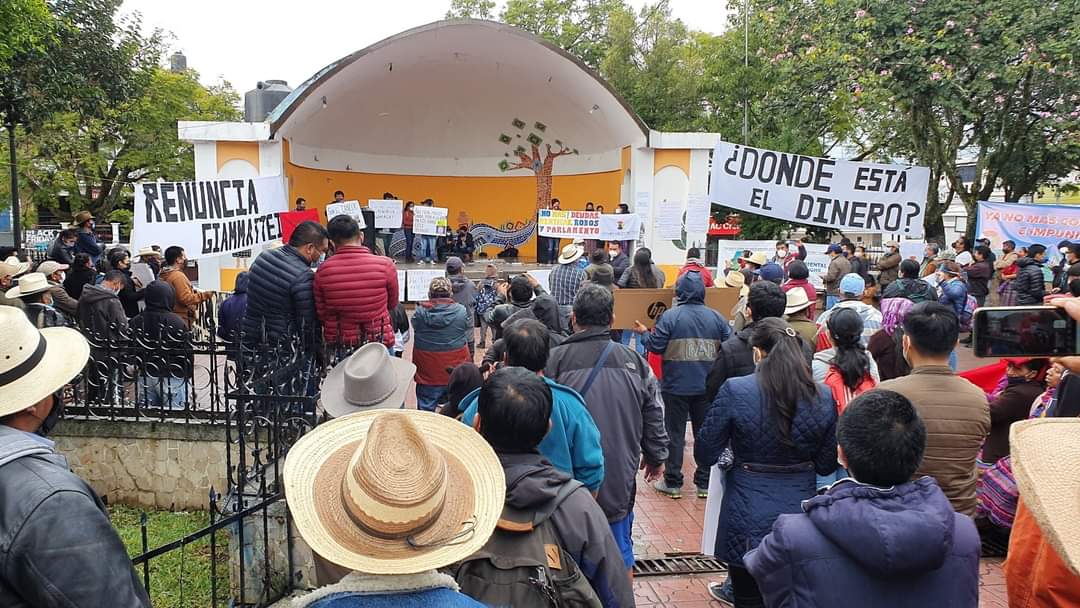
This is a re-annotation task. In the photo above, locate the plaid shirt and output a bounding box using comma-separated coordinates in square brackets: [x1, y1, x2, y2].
[549, 263, 586, 306]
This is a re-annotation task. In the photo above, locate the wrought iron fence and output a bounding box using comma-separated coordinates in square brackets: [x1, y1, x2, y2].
[64, 295, 391, 606]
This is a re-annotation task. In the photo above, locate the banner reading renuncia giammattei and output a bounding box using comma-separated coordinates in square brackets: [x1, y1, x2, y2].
[133, 176, 287, 259]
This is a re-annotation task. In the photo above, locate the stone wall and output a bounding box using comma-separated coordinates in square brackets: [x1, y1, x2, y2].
[52, 418, 230, 510]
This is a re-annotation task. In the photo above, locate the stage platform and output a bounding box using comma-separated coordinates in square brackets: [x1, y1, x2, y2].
[393, 258, 552, 280]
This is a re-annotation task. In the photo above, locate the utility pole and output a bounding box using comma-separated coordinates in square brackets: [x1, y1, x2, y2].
[4, 109, 18, 253]
[742, 0, 750, 145]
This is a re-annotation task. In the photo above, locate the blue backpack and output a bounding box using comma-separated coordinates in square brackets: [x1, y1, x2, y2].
[474, 279, 499, 315]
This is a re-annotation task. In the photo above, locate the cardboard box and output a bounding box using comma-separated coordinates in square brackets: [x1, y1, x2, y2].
[611, 286, 744, 329]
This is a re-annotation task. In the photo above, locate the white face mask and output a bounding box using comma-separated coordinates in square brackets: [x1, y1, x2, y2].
[776, 249, 788, 258]
[1061, 246, 1070, 254]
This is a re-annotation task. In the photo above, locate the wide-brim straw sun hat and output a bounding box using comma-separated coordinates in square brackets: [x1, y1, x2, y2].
[283, 409, 504, 575]
[0, 306, 90, 417]
[136, 246, 161, 258]
[5, 272, 52, 299]
[1010, 418, 1080, 575]
[740, 251, 768, 266]
[1, 256, 30, 278]
[320, 342, 416, 418]
[784, 288, 813, 315]
[724, 270, 749, 297]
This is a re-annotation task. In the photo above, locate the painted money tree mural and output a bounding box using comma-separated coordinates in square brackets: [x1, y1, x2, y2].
[498, 118, 578, 211]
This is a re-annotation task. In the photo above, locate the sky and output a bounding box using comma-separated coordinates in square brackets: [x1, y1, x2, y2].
[119, 0, 732, 93]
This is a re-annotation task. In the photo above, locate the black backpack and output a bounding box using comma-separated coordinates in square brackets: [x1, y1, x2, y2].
[454, 480, 602, 608]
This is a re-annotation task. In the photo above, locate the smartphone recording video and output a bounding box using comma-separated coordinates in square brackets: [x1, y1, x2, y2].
[972, 306, 1080, 357]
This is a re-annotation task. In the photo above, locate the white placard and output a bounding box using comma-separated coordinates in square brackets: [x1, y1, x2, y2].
[656, 198, 684, 240]
[597, 213, 642, 241]
[406, 269, 445, 301]
[397, 270, 406, 302]
[326, 200, 366, 227]
[899, 240, 925, 261]
[527, 269, 552, 292]
[413, 206, 448, 236]
[709, 141, 930, 237]
[685, 192, 711, 234]
[133, 176, 286, 260]
[369, 199, 403, 229]
[131, 262, 155, 288]
[714, 239, 830, 290]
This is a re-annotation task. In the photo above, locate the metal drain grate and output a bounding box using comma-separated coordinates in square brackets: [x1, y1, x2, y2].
[634, 553, 728, 577]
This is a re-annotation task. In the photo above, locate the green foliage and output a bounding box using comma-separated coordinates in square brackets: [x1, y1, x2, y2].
[0, 0, 53, 75]
[18, 68, 240, 221]
[501, 0, 626, 70]
[446, 0, 496, 19]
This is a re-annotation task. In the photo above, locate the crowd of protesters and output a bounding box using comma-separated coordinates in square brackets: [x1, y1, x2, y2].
[2, 209, 1080, 607]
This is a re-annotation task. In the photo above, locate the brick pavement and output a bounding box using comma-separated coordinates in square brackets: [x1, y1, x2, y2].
[407, 327, 1007, 606]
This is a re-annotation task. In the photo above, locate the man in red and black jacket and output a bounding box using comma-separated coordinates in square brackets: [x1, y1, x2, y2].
[412, 276, 472, 411]
[314, 215, 398, 349]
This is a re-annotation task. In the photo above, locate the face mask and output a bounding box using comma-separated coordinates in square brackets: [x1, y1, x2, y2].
[854, 251, 864, 258]
[936, 272, 947, 283]
[37, 393, 65, 437]
[1061, 246, 1070, 254]
[608, 250, 619, 257]
[776, 249, 788, 258]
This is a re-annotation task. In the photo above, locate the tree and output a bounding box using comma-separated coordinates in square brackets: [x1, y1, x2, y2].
[501, 0, 626, 70]
[754, 0, 1080, 241]
[15, 68, 240, 221]
[446, 0, 495, 19]
[497, 119, 578, 210]
[0, 0, 53, 75]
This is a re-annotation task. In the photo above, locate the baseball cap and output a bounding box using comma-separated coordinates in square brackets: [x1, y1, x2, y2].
[445, 256, 464, 274]
[36, 261, 69, 276]
[839, 273, 866, 296]
[827, 243, 843, 254]
[759, 263, 784, 284]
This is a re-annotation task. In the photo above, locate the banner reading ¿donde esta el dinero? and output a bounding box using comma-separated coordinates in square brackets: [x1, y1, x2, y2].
[709, 142, 930, 237]
[133, 176, 287, 259]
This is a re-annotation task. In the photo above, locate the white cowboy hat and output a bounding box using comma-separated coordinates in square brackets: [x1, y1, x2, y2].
[0, 306, 90, 417]
[557, 244, 584, 265]
[1010, 419, 1080, 576]
[5, 272, 51, 299]
[136, 246, 161, 258]
[784, 288, 813, 315]
[1, 256, 30, 278]
[319, 342, 416, 418]
[283, 409, 504, 575]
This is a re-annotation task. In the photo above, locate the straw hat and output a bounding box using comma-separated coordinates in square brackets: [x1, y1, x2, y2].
[320, 342, 416, 418]
[784, 288, 813, 315]
[558, 244, 584, 265]
[5, 272, 51, 299]
[0, 306, 90, 417]
[884, 240, 899, 249]
[283, 410, 504, 574]
[1, 256, 30, 278]
[73, 210, 94, 225]
[136, 246, 161, 258]
[1010, 419, 1080, 575]
[723, 270, 749, 297]
[740, 251, 768, 266]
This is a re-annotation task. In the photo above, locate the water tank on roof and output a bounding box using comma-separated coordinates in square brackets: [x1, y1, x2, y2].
[169, 51, 187, 72]
[244, 80, 292, 122]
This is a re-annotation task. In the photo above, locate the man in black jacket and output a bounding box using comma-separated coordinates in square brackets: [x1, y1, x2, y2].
[243, 221, 328, 346]
[545, 284, 668, 576]
[705, 281, 813, 403]
[469, 367, 635, 606]
[76, 270, 129, 342]
[1012, 244, 1048, 305]
[46, 228, 78, 266]
[485, 274, 546, 341]
[0, 307, 151, 608]
[131, 281, 193, 409]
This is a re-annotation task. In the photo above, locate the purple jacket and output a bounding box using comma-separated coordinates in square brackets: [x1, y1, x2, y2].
[745, 477, 980, 608]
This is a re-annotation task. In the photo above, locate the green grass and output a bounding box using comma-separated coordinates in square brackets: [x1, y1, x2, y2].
[110, 505, 230, 608]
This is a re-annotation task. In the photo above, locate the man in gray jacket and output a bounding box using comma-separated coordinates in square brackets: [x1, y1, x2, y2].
[545, 284, 669, 574]
[0, 306, 151, 607]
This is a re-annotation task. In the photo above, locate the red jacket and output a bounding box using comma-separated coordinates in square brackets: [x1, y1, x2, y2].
[678, 261, 714, 287]
[314, 245, 398, 347]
